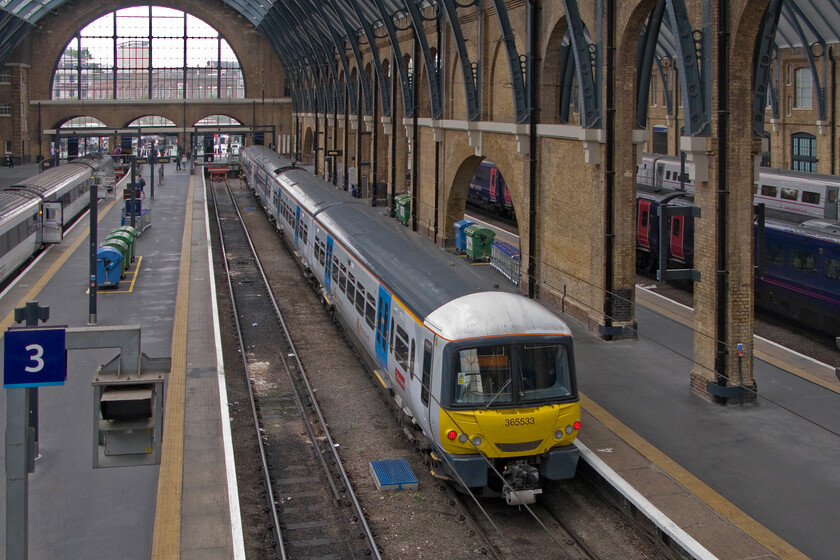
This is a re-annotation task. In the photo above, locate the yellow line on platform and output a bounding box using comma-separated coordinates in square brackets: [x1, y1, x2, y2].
[151, 174, 194, 560]
[0, 196, 120, 334]
[580, 393, 808, 560]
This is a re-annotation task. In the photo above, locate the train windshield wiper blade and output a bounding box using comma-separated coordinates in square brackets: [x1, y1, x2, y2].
[484, 379, 511, 409]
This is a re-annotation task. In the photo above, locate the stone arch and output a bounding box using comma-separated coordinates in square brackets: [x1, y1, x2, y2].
[442, 141, 521, 249]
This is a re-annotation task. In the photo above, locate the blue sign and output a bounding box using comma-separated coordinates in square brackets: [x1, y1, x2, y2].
[4, 327, 67, 388]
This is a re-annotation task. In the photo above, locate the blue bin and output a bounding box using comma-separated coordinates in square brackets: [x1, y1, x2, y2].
[454, 220, 475, 252]
[96, 246, 123, 287]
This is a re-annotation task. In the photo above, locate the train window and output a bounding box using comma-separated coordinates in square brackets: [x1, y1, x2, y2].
[421, 340, 432, 406]
[780, 187, 798, 201]
[826, 258, 840, 280]
[338, 264, 347, 292]
[355, 285, 366, 316]
[314, 238, 322, 263]
[766, 243, 784, 264]
[672, 219, 681, 237]
[790, 249, 817, 273]
[394, 326, 409, 370]
[830, 190, 838, 204]
[518, 344, 572, 401]
[365, 294, 376, 328]
[318, 241, 326, 266]
[802, 191, 820, 205]
[346, 273, 356, 303]
[640, 210, 648, 228]
[453, 346, 513, 405]
[760, 185, 777, 198]
[331, 256, 339, 282]
[390, 317, 395, 349]
[409, 340, 416, 378]
[0, 233, 8, 257]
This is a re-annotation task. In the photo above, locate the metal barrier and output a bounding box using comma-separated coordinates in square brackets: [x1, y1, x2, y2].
[490, 241, 521, 286]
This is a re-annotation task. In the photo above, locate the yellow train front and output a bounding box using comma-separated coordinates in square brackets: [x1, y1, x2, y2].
[422, 292, 581, 506]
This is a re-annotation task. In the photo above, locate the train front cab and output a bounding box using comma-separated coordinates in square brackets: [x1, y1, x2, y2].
[429, 335, 581, 505]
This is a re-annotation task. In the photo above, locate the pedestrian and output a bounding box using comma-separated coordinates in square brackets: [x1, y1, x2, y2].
[158, 164, 164, 184]
[138, 177, 146, 198]
[176, 149, 182, 171]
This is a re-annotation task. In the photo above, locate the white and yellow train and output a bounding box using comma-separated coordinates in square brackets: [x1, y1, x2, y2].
[241, 145, 581, 505]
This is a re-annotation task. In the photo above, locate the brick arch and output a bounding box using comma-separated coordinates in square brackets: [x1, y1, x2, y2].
[487, 40, 513, 123]
[541, 16, 569, 125]
[302, 127, 314, 165]
[26, 0, 284, 102]
[442, 135, 521, 247]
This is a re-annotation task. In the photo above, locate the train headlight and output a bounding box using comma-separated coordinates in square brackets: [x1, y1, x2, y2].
[447, 430, 458, 440]
[458, 433, 468, 443]
[471, 435, 483, 447]
[554, 430, 564, 440]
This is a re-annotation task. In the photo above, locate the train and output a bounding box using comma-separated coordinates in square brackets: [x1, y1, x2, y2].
[636, 153, 840, 220]
[240, 145, 581, 505]
[468, 160, 514, 218]
[0, 153, 114, 285]
[635, 157, 840, 335]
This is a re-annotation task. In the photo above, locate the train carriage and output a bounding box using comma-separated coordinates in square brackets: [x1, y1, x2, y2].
[0, 153, 114, 285]
[241, 146, 581, 505]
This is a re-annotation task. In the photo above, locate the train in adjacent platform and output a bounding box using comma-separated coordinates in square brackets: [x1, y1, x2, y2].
[240, 145, 581, 505]
[636, 153, 840, 335]
[0, 153, 114, 285]
[468, 160, 514, 218]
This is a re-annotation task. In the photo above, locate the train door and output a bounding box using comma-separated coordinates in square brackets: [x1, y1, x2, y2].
[375, 286, 392, 369]
[825, 187, 838, 219]
[294, 206, 301, 245]
[670, 215, 685, 261]
[42, 202, 63, 243]
[489, 165, 499, 203]
[324, 237, 334, 291]
[655, 163, 665, 190]
[637, 200, 651, 249]
[420, 339, 433, 416]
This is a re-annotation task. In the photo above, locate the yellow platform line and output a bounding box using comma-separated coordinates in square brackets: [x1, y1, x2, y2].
[580, 393, 808, 560]
[151, 174, 194, 560]
[0, 196, 121, 333]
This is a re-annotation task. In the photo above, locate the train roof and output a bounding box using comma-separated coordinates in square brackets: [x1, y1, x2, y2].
[316, 200, 517, 320]
[425, 292, 572, 341]
[764, 217, 840, 243]
[5, 154, 113, 199]
[239, 145, 521, 320]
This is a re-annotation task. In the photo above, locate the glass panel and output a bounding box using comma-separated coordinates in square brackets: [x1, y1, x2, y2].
[826, 258, 840, 281]
[790, 250, 817, 273]
[760, 185, 778, 197]
[766, 243, 784, 264]
[186, 38, 218, 67]
[81, 13, 114, 36]
[151, 68, 182, 99]
[517, 345, 572, 400]
[151, 6, 185, 37]
[186, 13, 216, 37]
[52, 69, 78, 100]
[802, 191, 820, 205]
[57, 37, 80, 69]
[81, 68, 113, 100]
[116, 7, 149, 38]
[453, 346, 512, 405]
[152, 38, 184, 68]
[80, 37, 114, 68]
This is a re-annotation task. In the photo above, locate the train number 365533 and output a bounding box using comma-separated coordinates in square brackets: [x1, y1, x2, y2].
[505, 417, 535, 426]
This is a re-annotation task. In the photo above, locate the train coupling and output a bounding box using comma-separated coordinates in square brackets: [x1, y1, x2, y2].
[503, 461, 542, 506]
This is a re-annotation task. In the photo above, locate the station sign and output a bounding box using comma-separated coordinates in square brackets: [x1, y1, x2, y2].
[4, 327, 67, 388]
[327, 150, 343, 156]
[157, 157, 171, 163]
[135, 157, 148, 164]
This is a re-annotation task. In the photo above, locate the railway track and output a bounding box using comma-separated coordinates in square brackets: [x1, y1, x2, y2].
[209, 177, 380, 560]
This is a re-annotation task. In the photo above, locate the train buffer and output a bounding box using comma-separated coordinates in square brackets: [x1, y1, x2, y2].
[208, 166, 229, 182]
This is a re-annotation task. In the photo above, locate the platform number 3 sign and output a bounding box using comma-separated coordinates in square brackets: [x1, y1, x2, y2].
[3, 327, 67, 388]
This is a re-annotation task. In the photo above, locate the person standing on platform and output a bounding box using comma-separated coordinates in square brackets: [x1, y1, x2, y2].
[138, 177, 146, 198]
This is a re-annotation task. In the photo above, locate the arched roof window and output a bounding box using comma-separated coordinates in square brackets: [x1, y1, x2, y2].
[51, 6, 244, 101]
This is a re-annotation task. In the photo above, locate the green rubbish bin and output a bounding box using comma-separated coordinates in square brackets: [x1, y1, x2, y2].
[464, 225, 496, 260]
[395, 194, 411, 225]
[101, 238, 129, 276]
[106, 231, 135, 264]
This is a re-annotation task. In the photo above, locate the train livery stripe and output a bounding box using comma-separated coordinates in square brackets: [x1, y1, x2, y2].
[150, 173, 195, 559]
[579, 393, 809, 560]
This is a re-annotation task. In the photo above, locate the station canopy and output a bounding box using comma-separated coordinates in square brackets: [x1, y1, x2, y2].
[3, 0, 840, 79]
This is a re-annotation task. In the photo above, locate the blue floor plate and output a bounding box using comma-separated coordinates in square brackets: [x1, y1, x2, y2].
[369, 459, 419, 491]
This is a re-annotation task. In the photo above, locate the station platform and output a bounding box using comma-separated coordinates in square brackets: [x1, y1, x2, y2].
[0, 161, 239, 559]
[0, 159, 836, 559]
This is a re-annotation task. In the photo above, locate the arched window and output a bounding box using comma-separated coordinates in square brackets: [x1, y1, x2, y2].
[52, 6, 244, 101]
[791, 132, 817, 172]
[795, 68, 813, 110]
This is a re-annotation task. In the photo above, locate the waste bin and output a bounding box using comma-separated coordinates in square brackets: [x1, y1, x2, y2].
[454, 220, 475, 252]
[101, 238, 129, 277]
[106, 231, 135, 264]
[395, 194, 411, 225]
[464, 226, 496, 260]
[96, 246, 123, 287]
